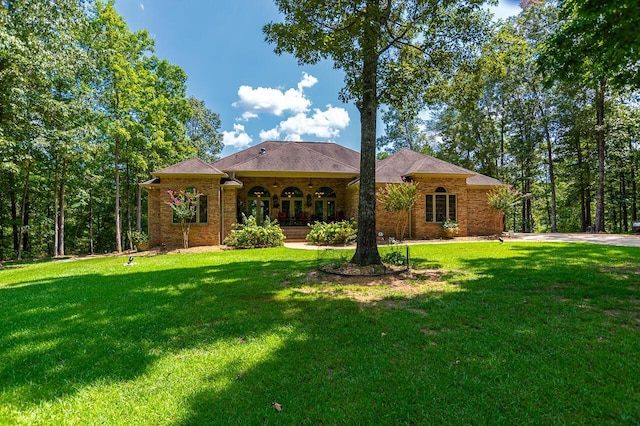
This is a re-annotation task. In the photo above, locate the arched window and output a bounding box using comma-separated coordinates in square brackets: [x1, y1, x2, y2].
[313, 186, 337, 222]
[247, 186, 270, 224]
[280, 186, 304, 221]
[314, 186, 336, 198]
[426, 187, 457, 223]
[281, 186, 303, 198]
[248, 186, 270, 198]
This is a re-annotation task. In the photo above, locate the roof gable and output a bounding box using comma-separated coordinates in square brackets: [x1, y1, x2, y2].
[154, 157, 226, 176]
[376, 149, 475, 183]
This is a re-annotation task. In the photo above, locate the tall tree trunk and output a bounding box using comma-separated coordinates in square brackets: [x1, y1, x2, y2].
[594, 78, 606, 232]
[17, 164, 31, 260]
[114, 137, 123, 252]
[136, 181, 142, 232]
[630, 138, 637, 222]
[576, 135, 588, 231]
[125, 165, 133, 251]
[54, 154, 60, 256]
[10, 175, 18, 253]
[89, 187, 94, 255]
[539, 105, 557, 232]
[351, 0, 381, 266]
[58, 157, 66, 255]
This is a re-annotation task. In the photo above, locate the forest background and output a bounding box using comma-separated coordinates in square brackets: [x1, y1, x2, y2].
[1, 0, 638, 260]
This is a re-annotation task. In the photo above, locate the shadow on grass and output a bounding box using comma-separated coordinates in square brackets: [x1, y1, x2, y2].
[176, 243, 640, 424]
[1, 243, 639, 423]
[0, 255, 317, 404]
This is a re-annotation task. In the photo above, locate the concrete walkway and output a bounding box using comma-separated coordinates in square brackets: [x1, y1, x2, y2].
[284, 233, 640, 250]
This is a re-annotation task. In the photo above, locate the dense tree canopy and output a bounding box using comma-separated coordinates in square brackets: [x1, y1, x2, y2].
[265, 0, 493, 265]
[0, 0, 222, 260]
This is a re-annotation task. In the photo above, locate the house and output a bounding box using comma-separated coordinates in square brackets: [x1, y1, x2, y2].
[141, 141, 503, 247]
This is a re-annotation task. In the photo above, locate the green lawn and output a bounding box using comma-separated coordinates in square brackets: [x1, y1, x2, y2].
[1, 242, 639, 424]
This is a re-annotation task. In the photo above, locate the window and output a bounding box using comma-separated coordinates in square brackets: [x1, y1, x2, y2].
[313, 186, 337, 221]
[172, 187, 208, 224]
[425, 187, 456, 222]
[247, 186, 270, 224]
[280, 186, 304, 220]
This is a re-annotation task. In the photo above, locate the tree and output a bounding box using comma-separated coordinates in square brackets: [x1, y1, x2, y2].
[264, 0, 492, 265]
[538, 1, 638, 232]
[90, 0, 156, 252]
[377, 107, 433, 156]
[166, 188, 202, 249]
[376, 182, 418, 240]
[186, 97, 223, 162]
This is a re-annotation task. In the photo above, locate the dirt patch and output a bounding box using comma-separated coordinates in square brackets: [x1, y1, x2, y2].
[305, 267, 441, 287]
[300, 268, 451, 305]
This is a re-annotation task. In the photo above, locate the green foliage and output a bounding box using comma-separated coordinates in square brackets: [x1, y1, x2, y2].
[539, 0, 640, 89]
[264, 0, 492, 266]
[167, 189, 203, 249]
[376, 182, 419, 213]
[376, 182, 418, 240]
[488, 185, 524, 212]
[0, 0, 221, 259]
[223, 214, 285, 249]
[1, 243, 639, 423]
[128, 230, 148, 244]
[306, 219, 357, 246]
[186, 96, 223, 162]
[381, 249, 406, 266]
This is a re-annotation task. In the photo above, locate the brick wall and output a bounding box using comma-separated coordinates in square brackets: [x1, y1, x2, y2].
[146, 177, 221, 248]
[145, 175, 502, 247]
[411, 177, 469, 238]
[467, 189, 503, 236]
[221, 187, 238, 242]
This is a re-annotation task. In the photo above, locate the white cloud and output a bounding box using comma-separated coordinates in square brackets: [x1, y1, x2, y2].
[233, 85, 311, 116]
[262, 105, 350, 141]
[240, 111, 258, 121]
[140, 3, 144, 11]
[222, 124, 252, 148]
[259, 128, 281, 140]
[297, 72, 318, 91]
[232, 73, 319, 117]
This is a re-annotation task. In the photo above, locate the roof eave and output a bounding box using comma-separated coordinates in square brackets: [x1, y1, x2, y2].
[153, 172, 228, 179]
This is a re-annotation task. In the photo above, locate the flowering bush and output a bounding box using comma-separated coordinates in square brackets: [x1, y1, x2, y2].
[488, 185, 523, 212]
[441, 219, 459, 238]
[167, 189, 202, 248]
[376, 182, 418, 240]
[487, 185, 526, 233]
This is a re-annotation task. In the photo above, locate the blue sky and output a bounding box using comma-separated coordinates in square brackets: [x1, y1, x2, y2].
[115, 0, 522, 156]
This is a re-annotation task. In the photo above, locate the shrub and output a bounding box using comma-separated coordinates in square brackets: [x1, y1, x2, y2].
[381, 250, 406, 266]
[223, 214, 285, 249]
[306, 219, 357, 245]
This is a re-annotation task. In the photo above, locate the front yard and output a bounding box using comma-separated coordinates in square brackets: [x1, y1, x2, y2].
[0, 242, 638, 424]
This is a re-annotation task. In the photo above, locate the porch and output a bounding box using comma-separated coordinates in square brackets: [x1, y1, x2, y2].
[281, 225, 310, 242]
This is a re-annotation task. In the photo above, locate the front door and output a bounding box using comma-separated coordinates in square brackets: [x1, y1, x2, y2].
[248, 199, 270, 225]
[314, 199, 336, 222]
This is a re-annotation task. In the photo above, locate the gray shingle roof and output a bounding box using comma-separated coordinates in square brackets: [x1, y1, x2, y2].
[153, 158, 227, 176]
[376, 149, 476, 183]
[466, 173, 503, 187]
[213, 141, 360, 175]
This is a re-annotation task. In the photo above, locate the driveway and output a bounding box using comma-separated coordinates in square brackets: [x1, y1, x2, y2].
[285, 233, 640, 249]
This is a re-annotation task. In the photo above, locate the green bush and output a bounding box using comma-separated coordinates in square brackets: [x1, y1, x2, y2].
[306, 219, 357, 245]
[381, 250, 406, 266]
[223, 214, 285, 249]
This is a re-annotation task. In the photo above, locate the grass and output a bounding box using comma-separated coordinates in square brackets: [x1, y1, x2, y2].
[0, 242, 639, 424]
